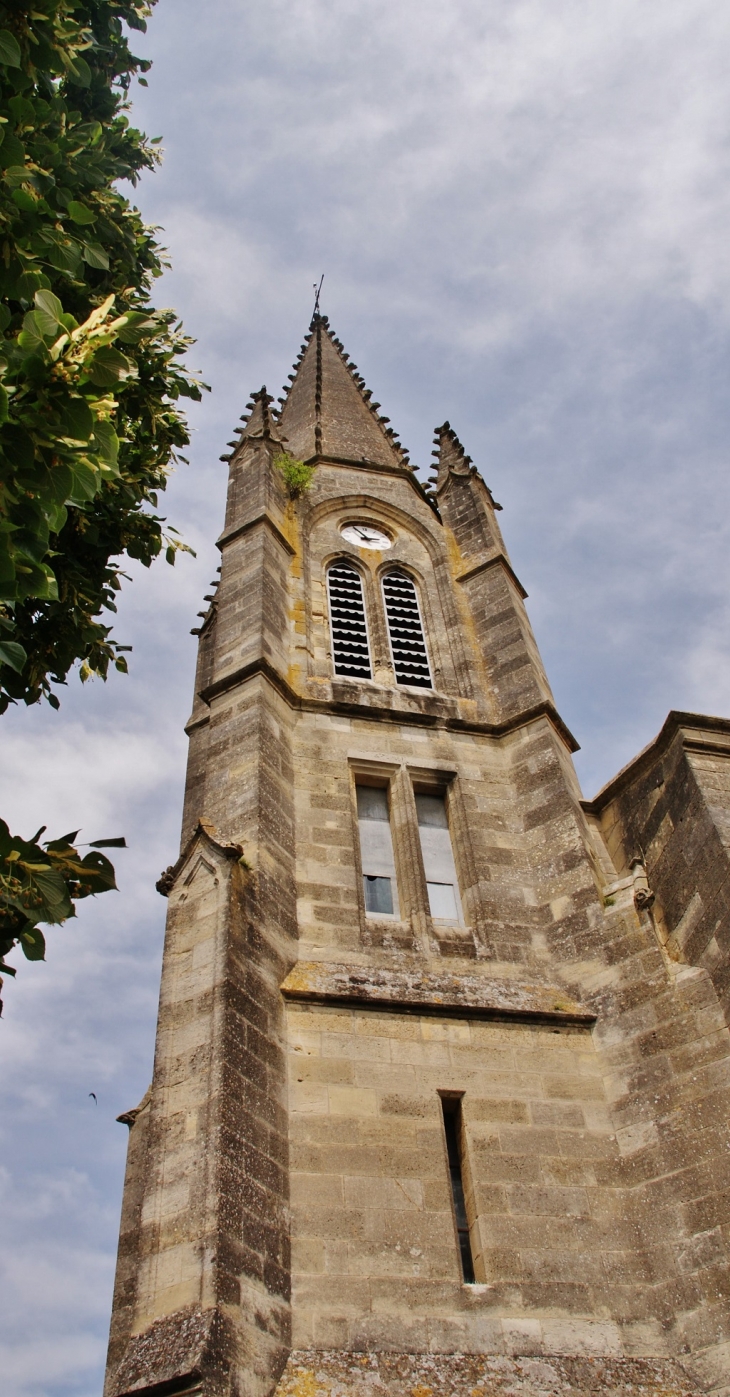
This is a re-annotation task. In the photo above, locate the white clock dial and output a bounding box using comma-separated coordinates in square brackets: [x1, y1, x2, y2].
[341, 523, 392, 550]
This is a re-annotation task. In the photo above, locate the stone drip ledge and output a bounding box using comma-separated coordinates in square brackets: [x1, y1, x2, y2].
[280, 962, 595, 1026]
[275, 1351, 702, 1397]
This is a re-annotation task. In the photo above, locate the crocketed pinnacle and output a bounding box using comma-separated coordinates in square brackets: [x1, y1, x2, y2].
[218, 387, 284, 462]
[429, 421, 502, 509]
[276, 314, 413, 471]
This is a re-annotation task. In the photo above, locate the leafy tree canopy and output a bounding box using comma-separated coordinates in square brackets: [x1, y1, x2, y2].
[0, 0, 204, 711]
[0, 0, 205, 1002]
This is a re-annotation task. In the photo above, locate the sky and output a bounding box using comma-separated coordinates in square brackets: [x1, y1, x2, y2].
[2, 1, 730, 1392]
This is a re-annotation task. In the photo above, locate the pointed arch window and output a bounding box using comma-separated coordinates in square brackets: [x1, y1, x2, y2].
[327, 562, 372, 679]
[382, 569, 432, 689]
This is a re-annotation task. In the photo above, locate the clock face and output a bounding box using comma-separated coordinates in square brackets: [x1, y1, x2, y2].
[341, 522, 392, 550]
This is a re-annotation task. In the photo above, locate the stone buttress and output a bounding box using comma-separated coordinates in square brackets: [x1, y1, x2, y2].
[104, 317, 730, 1397]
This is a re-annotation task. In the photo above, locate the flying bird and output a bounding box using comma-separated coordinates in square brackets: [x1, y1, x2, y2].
[89, 1092, 97, 1104]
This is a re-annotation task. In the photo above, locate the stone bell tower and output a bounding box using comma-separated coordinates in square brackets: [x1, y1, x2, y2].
[104, 316, 730, 1397]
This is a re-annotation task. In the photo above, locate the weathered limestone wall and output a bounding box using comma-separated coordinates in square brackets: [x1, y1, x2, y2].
[286, 1003, 623, 1356]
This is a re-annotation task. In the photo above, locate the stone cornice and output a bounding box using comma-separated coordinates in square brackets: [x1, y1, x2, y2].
[217, 510, 295, 555]
[194, 655, 579, 751]
[281, 960, 595, 1025]
[456, 552, 528, 600]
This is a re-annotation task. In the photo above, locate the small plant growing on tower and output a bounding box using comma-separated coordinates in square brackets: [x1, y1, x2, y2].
[275, 452, 315, 497]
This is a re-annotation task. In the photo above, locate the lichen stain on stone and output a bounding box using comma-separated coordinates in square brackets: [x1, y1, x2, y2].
[273, 1352, 701, 1397]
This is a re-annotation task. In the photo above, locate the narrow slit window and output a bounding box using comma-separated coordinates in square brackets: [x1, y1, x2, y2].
[356, 785, 399, 917]
[441, 1096, 476, 1284]
[327, 563, 372, 679]
[382, 570, 432, 689]
[416, 792, 462, 924]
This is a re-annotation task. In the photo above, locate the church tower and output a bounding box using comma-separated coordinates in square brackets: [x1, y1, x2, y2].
[104, 316, 730, 1397]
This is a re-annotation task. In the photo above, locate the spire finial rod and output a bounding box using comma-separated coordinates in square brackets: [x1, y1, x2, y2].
[312, 274, 324, 317]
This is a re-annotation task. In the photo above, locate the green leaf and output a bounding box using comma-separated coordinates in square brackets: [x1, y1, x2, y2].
[0, 304, 10, 333]
[80, 849, 117, 891]
[59, 397, 93, 444]
[46, 240, 82, 275]
[20, 927, 46, 961]
[92, 419, 119, 466]
[0, 385, 8, 426]
[8, 96, 34, 124]
[88, 346, 136, 386]
[0, 640, 27, 673]
[12, 187, 37, 213]
[17, 311, 48, 354]
[47, 462, 73, 506]
[68, 55, 92, 87]
[66, 201, 95, 226]
[16, 561, 58, 602]
[75, 120, 102, 146]
[45, 831, 81, 850]
[15, 269, 46, 301]
[1, 137, 27, 168]
[89, 837, 127, 848]
[0, 30, 21, 67]
[47, 502, 68, 535]
[67, 459, 100, 503]
[82, 242, 110, 271]
[34, 289, 64, 337]
[115, 312, 158, 344]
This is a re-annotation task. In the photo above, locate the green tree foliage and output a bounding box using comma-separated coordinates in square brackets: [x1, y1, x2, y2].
[0, 1, 205, 1005]
[0, 0, 204, 709]
[0, 821, 123, 1013]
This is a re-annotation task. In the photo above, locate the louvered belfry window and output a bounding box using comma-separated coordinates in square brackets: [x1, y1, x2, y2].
[382, 570, 432, 688]
[327, 562, 372, 679]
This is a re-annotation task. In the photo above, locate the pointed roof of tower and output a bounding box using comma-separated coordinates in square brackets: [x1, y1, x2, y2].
[276, 315, 413, 471]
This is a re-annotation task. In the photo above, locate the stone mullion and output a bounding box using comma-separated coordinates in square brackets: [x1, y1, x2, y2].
[390, 765, 432, 955]
[445, 775, 484, 954]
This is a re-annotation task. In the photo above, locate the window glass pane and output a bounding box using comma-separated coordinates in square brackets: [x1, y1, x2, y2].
[415, 793, 448, 827]
[364, 875, 394, 915]
[357, 783, 398, 917]
[416, 791, 462, 923]
[357, 786, 389, 821]
[427, 882, 459, 921]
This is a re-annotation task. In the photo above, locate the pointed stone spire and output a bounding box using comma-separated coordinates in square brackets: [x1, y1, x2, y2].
[430, 421, 502, 508]
[277, 315, 412, 471]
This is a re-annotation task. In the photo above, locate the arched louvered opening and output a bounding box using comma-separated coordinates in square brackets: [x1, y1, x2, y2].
[327, 562, 372, 679]
[382, 569, 432, 689]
